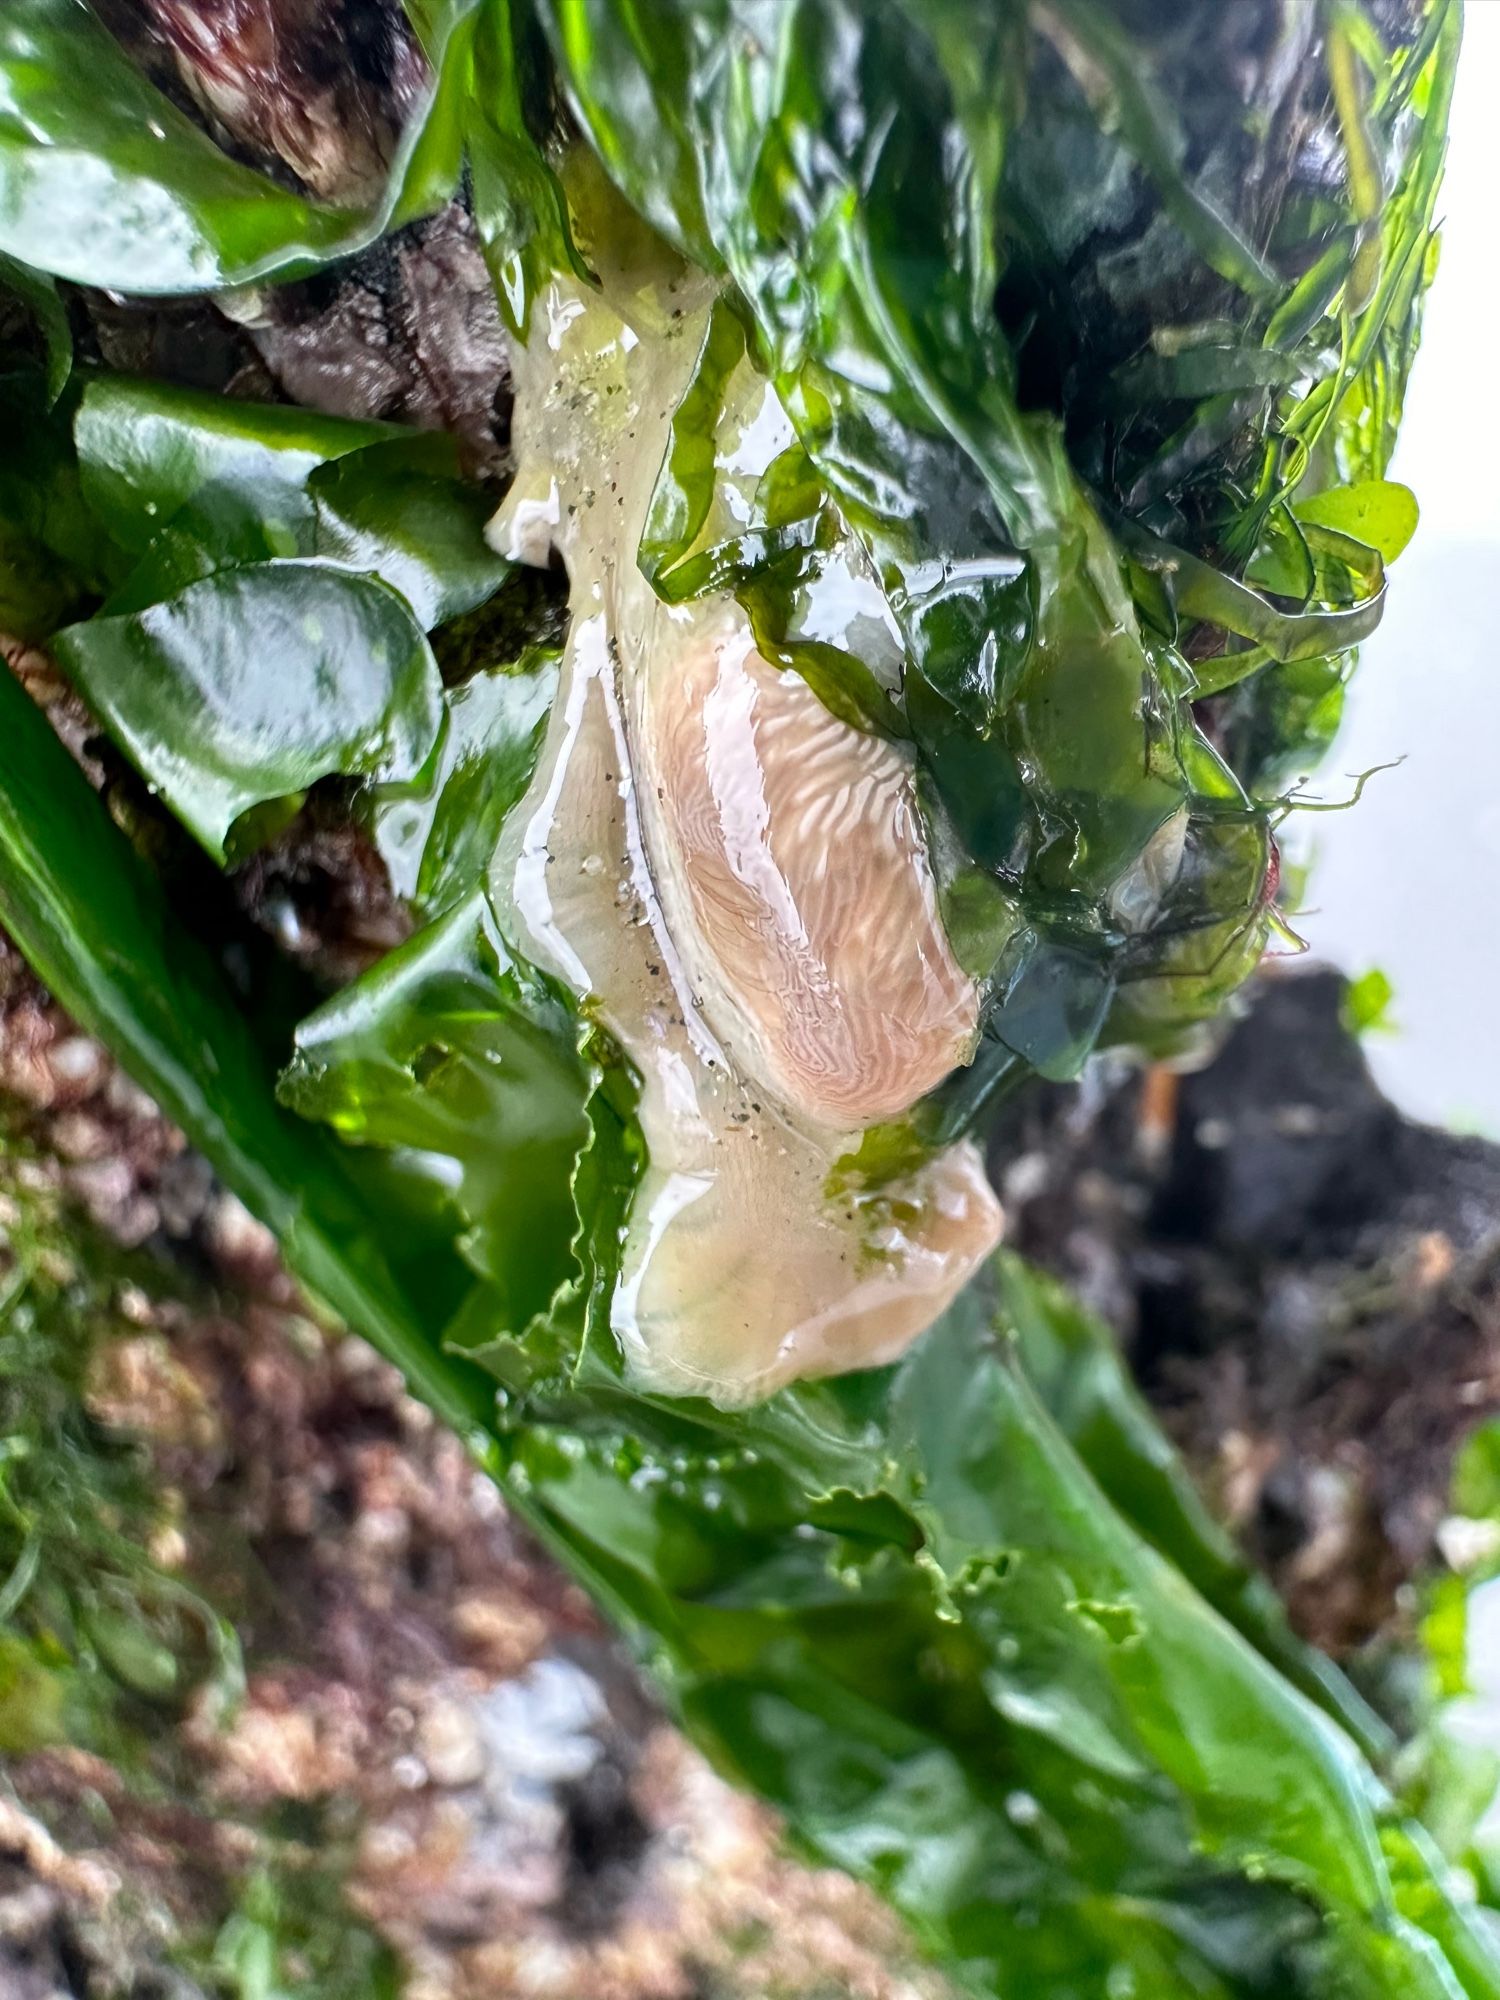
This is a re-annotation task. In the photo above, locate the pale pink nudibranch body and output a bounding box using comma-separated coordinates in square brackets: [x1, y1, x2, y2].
[488, 260, 1001, 1405]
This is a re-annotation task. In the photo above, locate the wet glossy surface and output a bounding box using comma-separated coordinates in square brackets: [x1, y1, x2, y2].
[489, 267, 1000, 1404]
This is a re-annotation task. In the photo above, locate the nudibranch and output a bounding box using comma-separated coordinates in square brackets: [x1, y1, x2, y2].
[489, 247, 1001, 1406]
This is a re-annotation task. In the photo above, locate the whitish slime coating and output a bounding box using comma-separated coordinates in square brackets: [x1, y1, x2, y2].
[489, 260, 1001, 1405]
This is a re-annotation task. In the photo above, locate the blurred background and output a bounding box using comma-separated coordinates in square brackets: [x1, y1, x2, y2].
[1296, 11, 1500, 1859]
[1306, 2, 1500, 1132]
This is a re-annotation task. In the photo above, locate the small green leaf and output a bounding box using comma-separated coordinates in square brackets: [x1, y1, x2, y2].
[0, 1633, 67, 1753]
[310, 440, 511, 628]
[370, 649, 558, 912]
[78, 383, 512, 630]
[1453, 1422, 1500, 1527]
[280, 893, 595, 1349]
[1122, 522, 1387, 685]
[53, 563, 445, 862]
[83, 1602, 180, 1700]
[76, 378, 397, 554]
[1294, 481, 1420, 565]
[1342, 967, 1398, 1037]
[467, 0, 591, 335]
[639, 299, 749, 590]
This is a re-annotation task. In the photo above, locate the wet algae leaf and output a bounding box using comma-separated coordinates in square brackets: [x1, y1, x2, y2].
[53, 563, 446, 861]
[73, 377, 402, 552]
[74, 378, 510, 623]
[1, 1, 1496, 1996]
[280, 889, 597, 1342]
[0, 0, 480, 292]
[367, 647, 559, 908]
